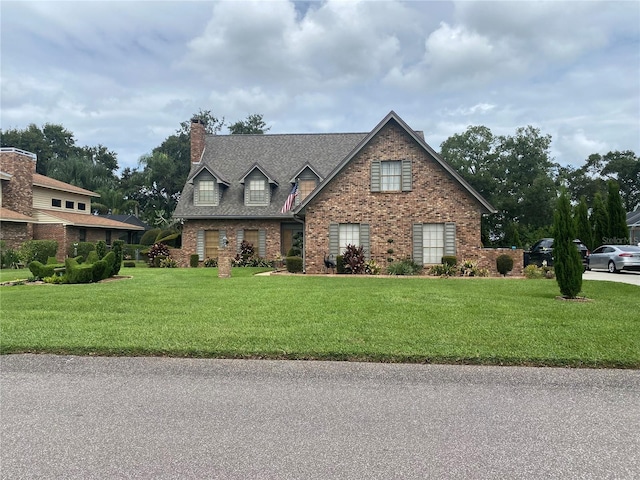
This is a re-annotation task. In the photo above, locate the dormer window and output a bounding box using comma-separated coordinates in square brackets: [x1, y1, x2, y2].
[249, 179, 266, 204]
[242, 167, 273, 207]
[194, 170, 220, 206]
[198, 180, 215, 204]
[292, 165, 321, 206]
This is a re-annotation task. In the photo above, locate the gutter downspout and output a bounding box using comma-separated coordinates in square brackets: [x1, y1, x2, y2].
[292, 213, 306, 273]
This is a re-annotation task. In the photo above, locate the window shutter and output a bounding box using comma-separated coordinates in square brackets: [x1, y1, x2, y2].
[236, 229, 243, 252]
[371, 160, 381, 192]
[444, 222, 456, 256]
[197, 230, 205, 260]
[258, 229, 266, 257]
[218, 229, 227, 249]
[329, 223, 339, 258]
[194, 183, 199, 204]
[401, 160, 412, 192]
[412, 223, 423, 265]
[360, 224, 370, 260]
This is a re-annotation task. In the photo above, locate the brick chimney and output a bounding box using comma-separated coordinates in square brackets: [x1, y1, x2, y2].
[0, 148, 36, 217]
[190, 118, 205, 164]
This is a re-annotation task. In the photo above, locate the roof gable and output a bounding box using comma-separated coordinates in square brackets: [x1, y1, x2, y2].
[187, 165, 230, 187]
[296, 111, 497, 214]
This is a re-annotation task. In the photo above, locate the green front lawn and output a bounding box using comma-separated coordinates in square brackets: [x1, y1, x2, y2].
[1, 267, 638, 368]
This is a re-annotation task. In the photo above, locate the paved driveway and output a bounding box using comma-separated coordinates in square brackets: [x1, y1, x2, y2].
[583, 269, 640, 286]
[2, 355, 639, 479]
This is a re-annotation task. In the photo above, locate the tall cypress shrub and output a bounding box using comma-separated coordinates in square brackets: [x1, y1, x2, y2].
[606, 180, 629, 244]
[111, 240, 124, 276]
[553, 189, 583, 298]
[591, 192, 608, 249]
[574, 196, 593, 251]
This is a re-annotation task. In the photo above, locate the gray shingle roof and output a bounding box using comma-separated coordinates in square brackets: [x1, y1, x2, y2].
[175, 132, 367, 218]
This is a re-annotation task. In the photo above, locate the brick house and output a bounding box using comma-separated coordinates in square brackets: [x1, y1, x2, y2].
[174, 111, 498, 273]
[1, 147, 144, 260]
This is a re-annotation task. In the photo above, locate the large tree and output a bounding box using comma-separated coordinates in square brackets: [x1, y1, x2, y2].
[440, 125, 558, 247]
[591, 192, 609, 249]
[228, 114, 270, 134]
[1, 123, 76, 175]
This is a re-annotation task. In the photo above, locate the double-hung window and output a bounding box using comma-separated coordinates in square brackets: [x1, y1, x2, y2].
[381, 161, 401, 191]
[198, 180, 215, 204]
[339, 224, 360, 254]
[249, 179, 266, 204]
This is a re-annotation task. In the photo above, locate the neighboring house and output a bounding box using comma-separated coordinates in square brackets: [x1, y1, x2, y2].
[99, 214, 151, 244]
[1, 147, 144, 259]
[628, 208, 640, 245]
[175, 111, 497, 274]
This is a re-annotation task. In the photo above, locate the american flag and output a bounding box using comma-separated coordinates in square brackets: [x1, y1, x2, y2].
[280, 184, 298, 213]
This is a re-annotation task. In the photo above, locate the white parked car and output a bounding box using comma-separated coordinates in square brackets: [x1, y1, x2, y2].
[588, 245, 640, 273]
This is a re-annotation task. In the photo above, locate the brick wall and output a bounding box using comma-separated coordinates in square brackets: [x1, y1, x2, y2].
[33, 224, 67, 261]
[181, 219, 283, 266]
[304, 121, 486, 274]
[0, 150, 35, 216]
[0, 223, 32, 250]
[479, 248, 524, 277]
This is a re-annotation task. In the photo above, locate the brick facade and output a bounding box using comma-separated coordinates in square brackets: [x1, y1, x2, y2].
[1, 150, 35, 216]
[182, 219, 284, 265]
[304, 122, 485, 273]
[0, 223, 32, 250]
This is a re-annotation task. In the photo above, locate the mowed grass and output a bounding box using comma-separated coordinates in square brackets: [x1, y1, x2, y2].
[1, 267, 638, 368]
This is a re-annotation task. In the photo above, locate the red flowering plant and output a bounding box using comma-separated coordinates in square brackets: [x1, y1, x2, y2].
[147, 243, 170, 267]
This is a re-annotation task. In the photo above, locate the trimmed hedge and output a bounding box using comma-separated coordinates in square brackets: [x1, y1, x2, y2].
[91, 260, 109, 282]
[285, 256, 303, 273]
[20, 240, 58, 264]
[67, 242, 95, 261]
[29, 261, 59, 279]
[65, 257, 93, 284]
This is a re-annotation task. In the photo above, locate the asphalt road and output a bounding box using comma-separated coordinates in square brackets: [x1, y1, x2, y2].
[1, 355, 639, 479]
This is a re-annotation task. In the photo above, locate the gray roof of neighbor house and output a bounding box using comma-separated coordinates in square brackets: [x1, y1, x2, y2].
[627, 209, 640, 227]
[175, 132, 368, 219]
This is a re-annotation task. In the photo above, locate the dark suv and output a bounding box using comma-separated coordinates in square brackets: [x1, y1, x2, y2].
[525, 238, 590, 271]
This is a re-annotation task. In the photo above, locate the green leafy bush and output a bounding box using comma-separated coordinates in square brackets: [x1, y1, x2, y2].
[442, 256, 457, 267]
[92, 260, 109, 282]
[19, 240, 58, 264]
[190, 254, 199, 268]
[204, 257, 218, 267]
[123, 261, 136, 268]
[388, 258, 423, 276]
[102, 252, 115, 278]
[342, 244, 366, 274]
[496, 254, 514, 276]
[96, 240, 107, 259]
[86, 251, 99, 264]
[159, 257, 178, 268]
[67, 242, 95, 261]
[336, 255, 345, 274]
[28, 261, 56, 279]
[524, 264, 544, 279]
[65, 257, 93, 284]
[428, 263, 457, 276]
[0, 241, 21, 268]
[364, 260, 381, 275]
[286, 256, 303, 273]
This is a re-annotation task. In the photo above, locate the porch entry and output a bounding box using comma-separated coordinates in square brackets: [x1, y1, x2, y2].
[281, 223, 303, 256]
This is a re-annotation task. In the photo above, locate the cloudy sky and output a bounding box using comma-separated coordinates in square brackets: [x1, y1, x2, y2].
[2, 0, 639, 172]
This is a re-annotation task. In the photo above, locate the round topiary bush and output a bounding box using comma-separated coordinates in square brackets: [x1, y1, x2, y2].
[496, 254, 514, 276]
[285, 256, 303, 273]
[190, 254, 199, 268]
